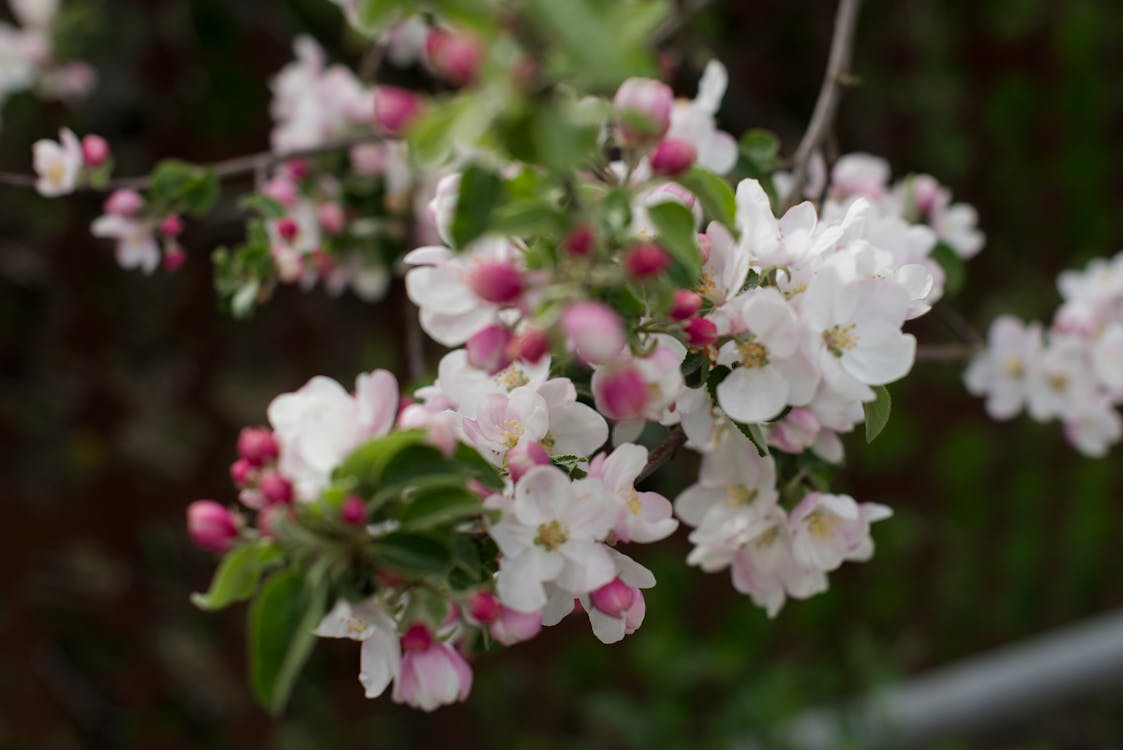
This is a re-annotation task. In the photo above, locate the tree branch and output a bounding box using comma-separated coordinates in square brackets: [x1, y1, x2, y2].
[915, 343, 981, 363]
[785, 0, 863, 203]
[0, 132, 384, 194]
[638, 425, 686, 482]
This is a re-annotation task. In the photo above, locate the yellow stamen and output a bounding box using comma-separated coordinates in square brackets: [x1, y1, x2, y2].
[535, 519, 568, 550]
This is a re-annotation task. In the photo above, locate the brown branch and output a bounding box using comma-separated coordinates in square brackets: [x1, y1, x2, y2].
[915, 343, 981, 363]
[0, 132, 384, 194]
[785, 0, 863, 203]
[638, 425, 686, 483]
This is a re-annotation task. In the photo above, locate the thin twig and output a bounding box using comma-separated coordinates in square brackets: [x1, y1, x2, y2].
[403, 295, 426, 382]
[638, 425, 686, 482]
[915, 343, 980, 363]
[0, 132, 384, 193]
[785, 0, 863, 203]
[935, 304, 986, 347]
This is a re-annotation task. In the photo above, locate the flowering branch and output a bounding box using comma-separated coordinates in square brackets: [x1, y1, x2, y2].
[0, 132, 384, 193]
[785, 0, 863, 202]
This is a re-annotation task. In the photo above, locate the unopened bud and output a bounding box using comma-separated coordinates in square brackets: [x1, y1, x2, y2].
[467, 591, 501, 624]
[341, 494, 366, 525]
[374, 85, 423, 135]
[238, 427, 278, 466]
[467, 325, 514, 374]
[564, 224, 595, 257]
[670, 290, 702, 321]
[104, 189, 143, 217]
[425, 29, 482, 86]
[684, 316, 717, 347]
[613, 77, 673, 146]
[468, 260, 523, 304]
[259, 470, 294, 505]
[561, 301, 625, 364]
[590, 577, 636, 618]
[624, 243, 670, 279]
[81, 134, 109, 167]
[650, 138, 697, 176]
[187, 500, 238, 553]
[507, 441, 551, 483]
[506, 328, 550, 365]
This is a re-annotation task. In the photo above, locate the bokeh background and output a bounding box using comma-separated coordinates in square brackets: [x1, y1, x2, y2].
[3, 1, 1123, 748]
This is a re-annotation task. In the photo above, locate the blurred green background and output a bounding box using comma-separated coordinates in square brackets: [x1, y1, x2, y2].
[2, 1, 1123, 748]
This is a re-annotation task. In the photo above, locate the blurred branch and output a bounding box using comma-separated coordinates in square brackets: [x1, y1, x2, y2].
[651, 0, 719, 45]
[0, 133, 384, 193]
[916, 343, 980, 363]
[638, 425, 686, 482]
[785, 0, 863, 203]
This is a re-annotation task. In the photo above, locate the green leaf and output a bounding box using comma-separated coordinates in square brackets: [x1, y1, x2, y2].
[149, 159, 219, 216]
[191, 540, 281, 611]
[451, 164, 505, 249]
[602, 284, 646, 318]
[680, 351, 709, 389]
[374, 533, 453, 577]
[239, 193, 286, 219]
[733, 420, 769, 457]
[354, 0, 404, 33]
[407, 94, 474, 165]
[248, 569, 327, 715]
[863, 385, 892, 443]
[929, 241, 966, 296]
[732, 129, 781, 202]
[676, 167, 737, 230]
[333, 430, 429, 486]
[490, 201, 567, 237]
[397, 486, 482, 531]
[647, 201, 701, 287]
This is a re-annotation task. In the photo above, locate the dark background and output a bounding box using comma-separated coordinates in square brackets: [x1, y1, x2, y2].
[2, 1, 1123, 747]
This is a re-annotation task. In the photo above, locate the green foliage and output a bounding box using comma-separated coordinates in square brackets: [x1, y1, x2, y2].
[930, 241, 966, 296]
[148, 159, 220, 216]
[248, 568, 328, 715]
[191, 539, 281, 611]
[451, 164, 505, 248]
[732, 129, 781, 203]
[373, 533, 454, 577]
[863, 385, 893, 443]
[647, 201, 701, 287]
[676, 167, 738, 231]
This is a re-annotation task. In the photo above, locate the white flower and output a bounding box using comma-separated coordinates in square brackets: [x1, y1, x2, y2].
[267, 370, 399, 500]
[1025, 336, 1096, 423]
[403, 236, 522, 346]
[789, 492, 891, 572]
[424, 347, 549, 420]
[964, 316, 1042, 420]
[666, 61, 737, 174]
[10, 0, 59, 28]
[491, 466, 617, 612]
[716, 288, 819, 423]
[588, 443, 678, 543]
[932, 202, 984, 259]
[314, 599, 401, 699]
[461, 386, 549, 467]
[1091, 323, 1123, 391]
[536, 378, 608, 458]
[1064, 402, 1123, 457]
[90, 214, 160, 274]
[730, 506, 827, 617]
[829, 153, 890, 201]
[675, 424, 779, 534]
[801, 268, 917, 401]
[33, 127, 83, 196]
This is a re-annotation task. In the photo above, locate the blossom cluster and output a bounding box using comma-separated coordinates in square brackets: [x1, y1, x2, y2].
[966, 251, 1123, 456]
[0, 0, 94, 131]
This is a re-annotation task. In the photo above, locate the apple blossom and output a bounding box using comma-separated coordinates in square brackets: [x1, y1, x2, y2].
[33, 127, 83, 196]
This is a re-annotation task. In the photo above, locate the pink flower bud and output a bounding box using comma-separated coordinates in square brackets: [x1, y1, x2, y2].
[564, 224, 595, 257]
[229, 458, 253, 487]
[317, 202, 345, 235]
[770, 407, 820, 454]
[468, 260, 523, 304]
[684, 316, 717, 347]
[467, 325, 514, 374]
[561, 301, 625, 364]
[613, 77, 674, 145]
[104, 189, 143, 217]
[594, 365, 648, 420]
[276, 217, 299, 242]
[160, 215, 184, 237]
[507, 441, 550, 483]
[285, 159, 309, 181]
[670, 290, 702, 321]
[341, 494, 366, 525]
[425, 29, 482, 86]
[590, 577, 636, 618]
[506, 328, 550, 365]
[259, 470, 294, 505]
[624, 589, 646, 631]
[489, 606, 542, 645]
[262, 177, 298, 208]
[911, 174, 945, 216]
[81, 134, 109, 167]
[401, 623, 434, 653]
[186, 500, 238, 553]
[467, 592, 501, 624]
[237, 427, 278, 466]
[163, 244, 187, 271]
[374, 85, 423, 135]
[624, 243, 670, 279]
[650, 139, 697, 176]
[696, 233, 712, 264]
